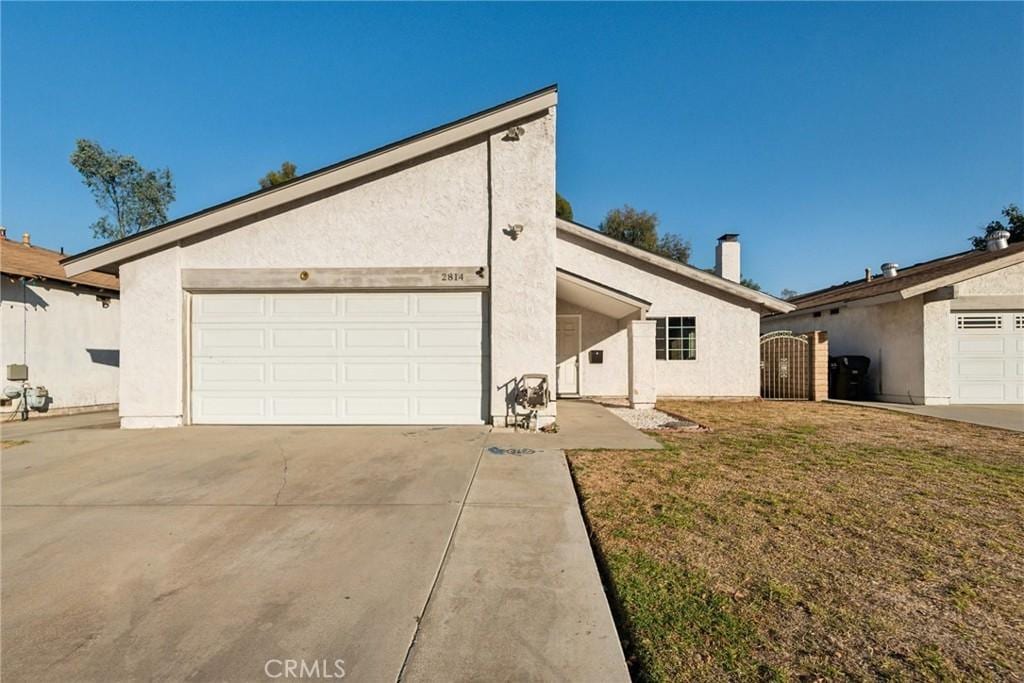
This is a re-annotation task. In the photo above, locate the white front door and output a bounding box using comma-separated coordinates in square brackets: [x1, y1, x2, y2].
[950, 311, 1024, 404]
[556, 315, 581, 397]
[190, 291, 487, 424]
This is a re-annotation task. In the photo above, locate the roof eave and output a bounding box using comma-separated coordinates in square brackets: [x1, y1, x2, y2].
[63, 85, 559, 277]
[898, 249, 1024, 299]
[556, 219, 795, 313]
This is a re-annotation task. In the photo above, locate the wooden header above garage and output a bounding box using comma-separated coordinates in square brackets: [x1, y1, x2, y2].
[181, 266, 489, 291]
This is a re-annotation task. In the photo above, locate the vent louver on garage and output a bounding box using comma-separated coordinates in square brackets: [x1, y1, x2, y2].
[956, 315, 1003, 330]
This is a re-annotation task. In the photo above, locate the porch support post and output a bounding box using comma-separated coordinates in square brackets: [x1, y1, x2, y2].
[628, 319, 657, 409]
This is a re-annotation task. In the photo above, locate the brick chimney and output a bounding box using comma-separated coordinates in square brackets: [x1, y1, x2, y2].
[715, 234, 740, 283]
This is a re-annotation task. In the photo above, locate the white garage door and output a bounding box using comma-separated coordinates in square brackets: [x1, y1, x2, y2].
[950, 311, 1024, 404]
[191, 292, 487, 424]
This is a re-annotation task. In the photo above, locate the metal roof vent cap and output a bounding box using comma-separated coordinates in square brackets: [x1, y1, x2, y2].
[986, 229, 1010, 251]
[881, 262, 899, 278]
[21, 232, 30, 246]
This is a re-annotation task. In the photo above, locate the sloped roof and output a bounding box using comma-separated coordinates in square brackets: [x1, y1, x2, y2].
[556, 218, 794, 314]
[783, 241, 1024, 311]
[63, 85, 559, 277]
[2, 237, 119, 292]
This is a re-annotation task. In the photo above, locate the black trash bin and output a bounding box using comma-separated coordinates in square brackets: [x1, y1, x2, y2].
[829, 355, 871, 400]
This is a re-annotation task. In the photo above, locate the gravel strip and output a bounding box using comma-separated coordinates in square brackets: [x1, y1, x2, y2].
[606, 406, 698, 430]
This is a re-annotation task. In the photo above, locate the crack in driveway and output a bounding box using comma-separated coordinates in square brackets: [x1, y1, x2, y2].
[273, 441, 288, 506]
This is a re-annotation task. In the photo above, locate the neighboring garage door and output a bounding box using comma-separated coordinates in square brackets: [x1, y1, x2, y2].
[950, 311, 1024, 404]
[191, 292, 487, 424]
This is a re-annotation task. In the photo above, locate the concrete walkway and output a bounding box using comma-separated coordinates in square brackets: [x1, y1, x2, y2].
[830, 400, 1024, 432]
[401, 445, 629, 682]
[488, 399, 661, 450]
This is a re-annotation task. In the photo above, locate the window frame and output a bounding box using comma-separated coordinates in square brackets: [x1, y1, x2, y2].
[652, 316, 697, 361]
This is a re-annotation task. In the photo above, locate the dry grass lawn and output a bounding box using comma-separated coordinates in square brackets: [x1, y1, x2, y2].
[568, 401, 1024, 682]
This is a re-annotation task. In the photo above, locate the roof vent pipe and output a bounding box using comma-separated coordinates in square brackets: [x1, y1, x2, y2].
[986, 229, 1010, 251]
[21, 232, 30, 246]
[881, 262, 898, 278]
[0, 225, 6, 239]
[864, 268, 873, 282]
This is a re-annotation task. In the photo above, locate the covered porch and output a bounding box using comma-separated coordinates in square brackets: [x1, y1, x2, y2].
[554, 269, 657, 408]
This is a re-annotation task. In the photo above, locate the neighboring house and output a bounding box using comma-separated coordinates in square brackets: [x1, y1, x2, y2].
[62, 86, 791, 429]
[1, 229, 120, 416]
[762, 235, 1024, 405]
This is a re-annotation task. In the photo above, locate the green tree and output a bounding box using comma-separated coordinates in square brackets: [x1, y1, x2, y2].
[70, 139, 175, 241]
[740, 277, 762, 291]
[599, 205, 692, 263]
[971, 204, 1024, 249]
[601, 205, 658, 251]
[556, 192, 573, 221]
[259, 161, 298, 189]
[656, 232, 691, 263]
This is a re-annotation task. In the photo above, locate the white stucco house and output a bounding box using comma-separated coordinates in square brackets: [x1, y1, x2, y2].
[62, 86, 791, 428]
[2, 229, 120, 416]
[762, 234, 1024, 405]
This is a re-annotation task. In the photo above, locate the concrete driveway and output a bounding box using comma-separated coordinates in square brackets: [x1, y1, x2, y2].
[831, 400, 1024, 432]
[1, 409, 629, 682]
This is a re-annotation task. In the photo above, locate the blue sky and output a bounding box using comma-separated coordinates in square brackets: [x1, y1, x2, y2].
[2, 2, 1021, 295]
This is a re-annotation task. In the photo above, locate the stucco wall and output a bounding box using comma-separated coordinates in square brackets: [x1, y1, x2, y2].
[955, 260, 1024, 295]
[119, 247, 183, 427]
[922, 297, 951, 404]
[179, 141, 489, 270]
[116, 110, 556, 427]
[761, 297, 927, 403]
[556, 233, 762, 397]
[1, 278, 119, 414]
[555, 301, 629, 397]
[487, 111, 557, 423]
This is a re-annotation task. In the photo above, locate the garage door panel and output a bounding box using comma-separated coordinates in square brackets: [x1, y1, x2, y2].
[197, 328, 266, 351]
[194, 395, 267, 420]
[197, 362, 266, 385]
[955, 383, 1007, 401]
[345, 295, 410, 317]
[345, 328, 409, 349]
[343, 362, 410, 383]
[272, 295, 339, 317]
[272, 362, 339, 384]
[272, 396, 338, 418]
[954, 337, 1005, 354]
[955, 359, 1006, 378]
[950, 311, 1024, 405]
[195, 295, 267, 319]
[191, 292, 486, 424]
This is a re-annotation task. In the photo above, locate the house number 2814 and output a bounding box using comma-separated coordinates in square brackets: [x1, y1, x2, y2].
[441, 272, 464, 282]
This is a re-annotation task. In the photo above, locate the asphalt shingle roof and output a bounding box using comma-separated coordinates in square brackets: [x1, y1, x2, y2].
[785, 242, 1024, 310]
[1, 237, 119, 291]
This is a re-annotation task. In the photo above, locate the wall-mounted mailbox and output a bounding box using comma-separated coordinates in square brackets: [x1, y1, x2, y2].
[589, 350, 603, 364]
